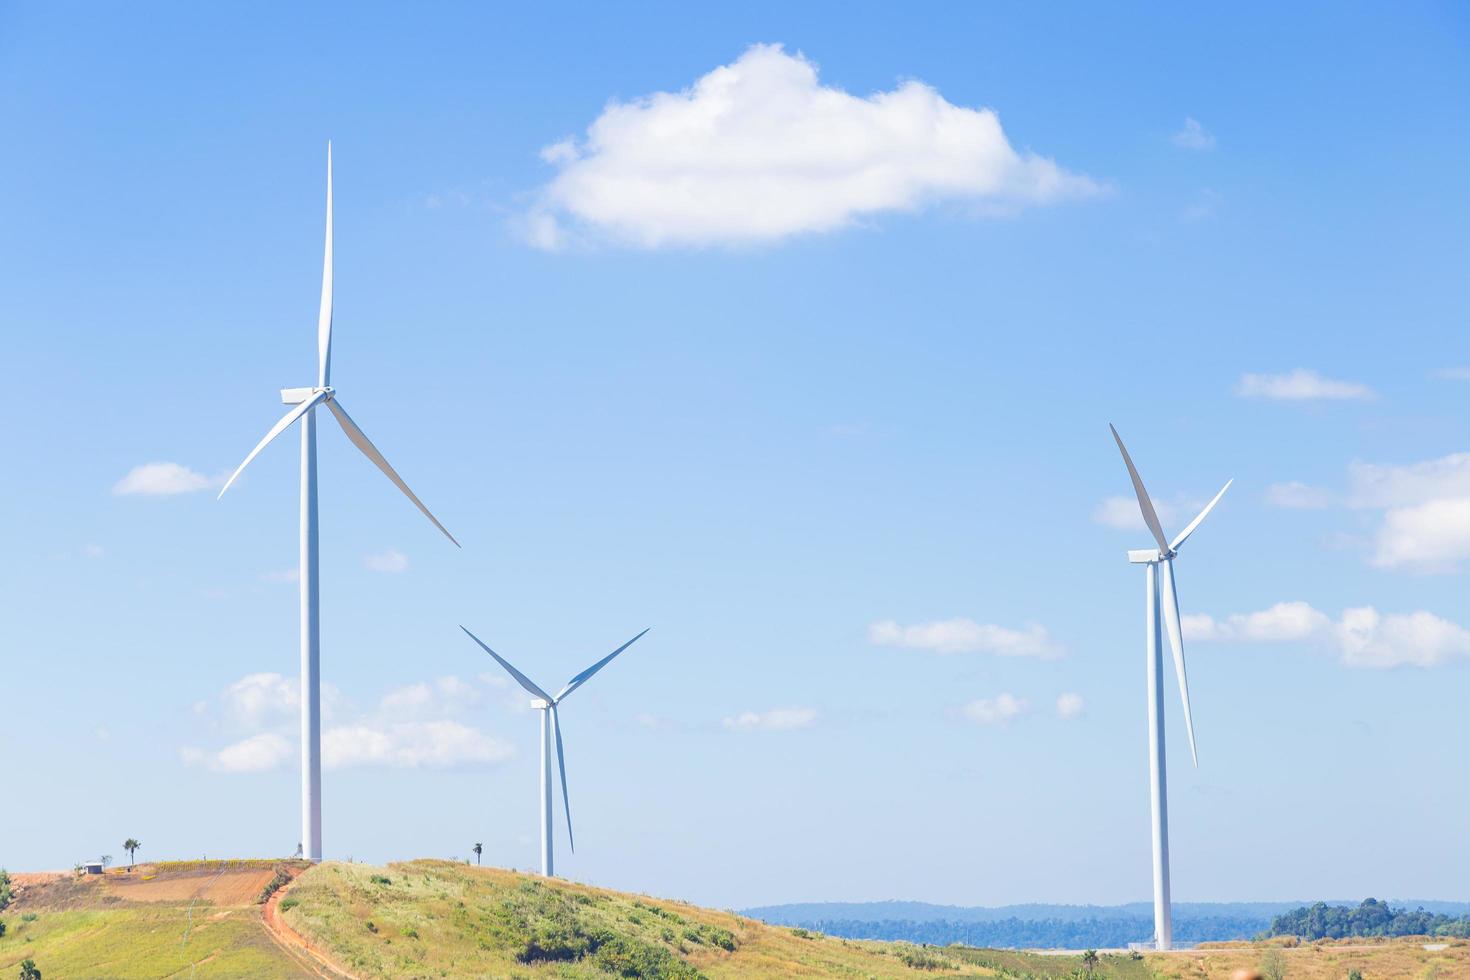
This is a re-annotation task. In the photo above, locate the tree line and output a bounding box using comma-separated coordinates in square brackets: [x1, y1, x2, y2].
[1265, 898, 1470, 940]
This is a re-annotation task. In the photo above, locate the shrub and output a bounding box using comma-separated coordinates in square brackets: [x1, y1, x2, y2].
[791, 927, 810, 939]
[366, 921, 378, 934]
[1262, 948, 1287, 980]
[0, 920, 6, 938]
[370, 875, 392, 886]
[1348, 971, 1363, 980]
[257, 868, 292, 904]
[0, 869, 10, 913]
[403, 927, 419, 939]
[895, 945, 948, 970]
[704, 926, 737, 951]
[19, 960, 41, 980]
[279, 898, 299, 913]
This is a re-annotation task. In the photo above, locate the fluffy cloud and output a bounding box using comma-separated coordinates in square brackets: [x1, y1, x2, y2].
[528, 44, 1101, 249]
[1265, 481, 1332, 510]
[182, 732, 293, 773]
[868, 618, 1063, 658]
[963, 694, 1029, 726]
[1188, 601, 1470, 668]
[1344, 454, 1470, 571]
[324, 721, 514, 769]
[1235, 370, 1374, 402]
[722, 707, 818, 732]
[187, 672, 514, 771]
[1094, 495, 1182, 532]
[1056, 693, 1085, 720]
[1172, 117, 1215, 151]
[363, 548, 409, 573]
[112, 462, 216, 495]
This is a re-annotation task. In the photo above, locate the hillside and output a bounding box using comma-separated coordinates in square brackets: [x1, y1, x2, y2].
[3, 860, 1470, 979]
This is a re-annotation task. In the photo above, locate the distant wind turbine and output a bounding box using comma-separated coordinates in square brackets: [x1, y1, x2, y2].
[461, 626, 649, 877]
[218, 144, 460, 861]
[1109, 424, 1231, 951]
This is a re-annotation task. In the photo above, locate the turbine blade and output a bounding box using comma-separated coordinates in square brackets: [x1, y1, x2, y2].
[1170, 479, 1233, 552]
[326, 398, 460, 547]
[318, 142, 334, 388]
[1159, 560, 1198, 767]
[554, 628, 650, 702]
[459, 627, 553, 702]
[217, 391, 327, 499]
[552, 704, 574, 853]
[1110, 424, 1170, 554]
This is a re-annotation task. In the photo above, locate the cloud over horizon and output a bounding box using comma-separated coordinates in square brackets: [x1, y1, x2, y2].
[527, 44, 1101, 249]
[1235, 369, 1374, 402]
[1186, 600, 1470, 668]
[869, 618, 1063, 658]
[113, 462, 218, 495]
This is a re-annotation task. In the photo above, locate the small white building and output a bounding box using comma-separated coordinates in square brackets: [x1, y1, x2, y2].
[83, 862, 104, 875]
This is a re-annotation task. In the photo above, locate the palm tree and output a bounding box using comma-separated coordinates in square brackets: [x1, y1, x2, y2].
[1081, 949, 1099, 975]
[123, 839, 141, 870]
[472, 843, 482, 866]
[19, 958, 41, 979]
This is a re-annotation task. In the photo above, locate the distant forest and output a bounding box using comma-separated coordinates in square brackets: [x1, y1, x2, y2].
[1266, 899, 1470, 940]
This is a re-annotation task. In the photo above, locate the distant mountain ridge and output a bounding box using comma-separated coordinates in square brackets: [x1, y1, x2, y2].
[742, 900, 1470, 949]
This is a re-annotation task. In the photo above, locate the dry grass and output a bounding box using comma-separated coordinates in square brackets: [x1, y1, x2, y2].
[1146, 937, 1470, 979]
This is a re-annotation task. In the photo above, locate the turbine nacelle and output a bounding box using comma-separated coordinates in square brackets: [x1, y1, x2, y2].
[1128, 548, 1174, 564]
[282, 386, 334, 405]
[530, 698, 551, 710]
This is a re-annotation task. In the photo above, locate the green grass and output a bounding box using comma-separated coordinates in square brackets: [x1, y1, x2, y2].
[281, 859, 1006, 978]
[0, 906, 310, 978]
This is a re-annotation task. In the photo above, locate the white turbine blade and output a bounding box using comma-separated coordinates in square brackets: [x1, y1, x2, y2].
[552, 704, 574, 854]
[217, 391, 327, 499]
[1170, 479, 1233, 552]
[554, 628, 650, 703]
[1109, 424, 1171, 554]
[326, 398, 460, 547]
[1159, 560, 1199, 767]
[459, 627, 553, 702]
[317, 142, 334, 388]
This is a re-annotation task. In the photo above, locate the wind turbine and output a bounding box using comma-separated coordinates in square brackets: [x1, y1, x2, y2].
[1109, 424, 1230, 951]
[218, 144, 460, 862]
[460, 626, 649, 877]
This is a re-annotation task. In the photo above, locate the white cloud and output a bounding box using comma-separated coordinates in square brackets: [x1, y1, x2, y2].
[1172, 117, 1216, 151]
[323, 721, 514, 769]
[380, 676, 481, 718]
[363, 548, 409, 573]
[528, 44, 1102, 249]
[221, 672, 298, 729]
[963, 693, 1029, 726]
[1335, 607, 1470, 668]
[261, 569, 299, 584]
[188, 672, 515, 772]
[1347, 454, 1470, 509]
[1369, 498, 1470, 572]
[1235, 369, 1374, 402]
[1188, 601, 1470, 668]
[190, 732, 294, 773]
[1093, 495, 1181, 532]
[722, 707, 818, 732]
[868, 618, 1063, 658]
[1182, 601, 1330, 643]
[1265, 481, 1332, 509]
[1343, 455, 1470, 571]
[112, 462, 216, 495]
[1056, 693, 1084, 720]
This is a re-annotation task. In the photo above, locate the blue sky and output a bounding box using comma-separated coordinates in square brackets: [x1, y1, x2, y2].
[2, 1, 1469, 909]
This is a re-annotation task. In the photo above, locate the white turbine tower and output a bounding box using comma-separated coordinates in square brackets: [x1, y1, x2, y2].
[460, 626, 649, 877]
[1109, 424, 1230, 951]
[218, 144, 460, 861]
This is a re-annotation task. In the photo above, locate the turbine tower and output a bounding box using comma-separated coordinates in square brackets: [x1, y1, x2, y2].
[461, 626, 649, 877]
[219, 145, 460, 861]
[1109, 424, 1230, 951]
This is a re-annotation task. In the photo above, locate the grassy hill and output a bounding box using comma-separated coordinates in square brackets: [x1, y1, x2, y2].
[3, 860, 1469, 979]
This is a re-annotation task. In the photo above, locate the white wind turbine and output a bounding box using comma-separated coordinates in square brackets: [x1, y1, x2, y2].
[1109, 424, 1231, 951]
[218, 144, 460, 861]
[460, 626, 649, 877]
